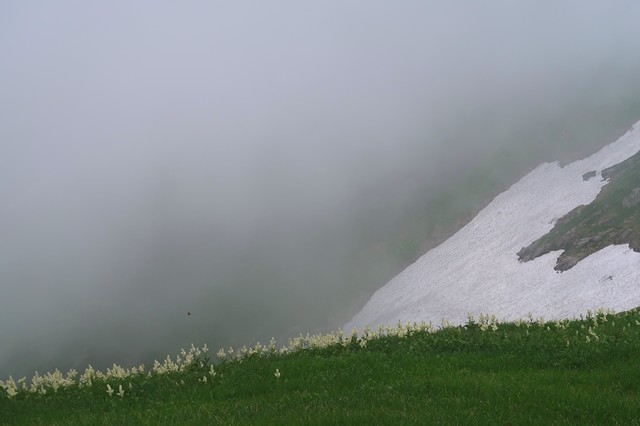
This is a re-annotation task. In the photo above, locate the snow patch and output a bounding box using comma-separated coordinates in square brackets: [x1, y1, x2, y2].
[345, 122, 640, 330]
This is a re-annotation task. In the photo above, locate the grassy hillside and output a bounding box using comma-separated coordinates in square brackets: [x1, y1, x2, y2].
[3, 308, 640, 424]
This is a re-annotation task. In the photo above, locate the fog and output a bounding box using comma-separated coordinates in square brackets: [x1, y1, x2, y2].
[2, 2, 640, 377]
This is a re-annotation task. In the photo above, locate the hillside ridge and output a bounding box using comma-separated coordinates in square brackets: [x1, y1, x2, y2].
[346, 120, 640, 331]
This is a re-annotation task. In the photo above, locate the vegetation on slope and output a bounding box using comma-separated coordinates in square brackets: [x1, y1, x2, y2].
[518, 148, 640, 271]
[3, 309, 640, 424]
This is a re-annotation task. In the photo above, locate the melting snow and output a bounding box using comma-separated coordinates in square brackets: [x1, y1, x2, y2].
[346, 121, 640, 330]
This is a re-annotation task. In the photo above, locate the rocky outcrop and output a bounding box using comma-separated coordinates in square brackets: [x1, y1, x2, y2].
[623, 187, 640, 208]
[518, 149, 640, 271]
[582, 170, 597, 181]
[601, 152, 638, 180]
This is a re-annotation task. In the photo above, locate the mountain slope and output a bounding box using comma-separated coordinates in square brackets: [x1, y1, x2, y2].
[518, 148, 640, 271]
[346, 121, 640, 331]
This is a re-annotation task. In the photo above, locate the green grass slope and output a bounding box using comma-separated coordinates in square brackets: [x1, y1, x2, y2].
[3, 309, 640, 425]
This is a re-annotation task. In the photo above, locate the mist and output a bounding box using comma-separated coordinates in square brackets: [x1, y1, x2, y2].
[2, 2, 640, 377]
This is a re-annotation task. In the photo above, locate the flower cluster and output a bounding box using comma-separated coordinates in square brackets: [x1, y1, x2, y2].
[0, 344, 206, 400]
[1, 307, 633, 401]
[152, 343, 209, 375]
[466, 314, 501, 331]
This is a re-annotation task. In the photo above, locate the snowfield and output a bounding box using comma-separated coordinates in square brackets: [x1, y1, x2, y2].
[345, 121, 640, 331]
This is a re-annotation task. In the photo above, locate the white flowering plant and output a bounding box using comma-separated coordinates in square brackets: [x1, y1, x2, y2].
[0, 306, 637, 418]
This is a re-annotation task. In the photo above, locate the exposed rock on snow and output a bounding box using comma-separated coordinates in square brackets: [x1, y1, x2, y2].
[519, 147, 640, 271]
[345, 121, 640, 331]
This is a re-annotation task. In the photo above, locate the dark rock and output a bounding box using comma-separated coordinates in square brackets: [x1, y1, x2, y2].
[617, 228, 634, 243]
[596, 213, 617, 227]
[575, 237, 592, 248]
[622, 187, 640, 208]
[601, 153, 638, 180]
[517, 246, 533, 262]
[582, 170, 597, 181]
[555, 255, 580, 272]
[598, 229, 615, 241]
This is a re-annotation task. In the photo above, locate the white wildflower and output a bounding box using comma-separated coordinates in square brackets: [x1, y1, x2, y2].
[466, 313, 475, 326]
[117, 384, 125, 398]
[274, 369, 281, 380]
[7, 387, 18, 398]
[106, 384, 114, 397]
[4, 377, 17, 399]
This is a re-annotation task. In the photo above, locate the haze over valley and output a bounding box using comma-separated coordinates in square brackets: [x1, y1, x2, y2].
[2, 2, 640, 377]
